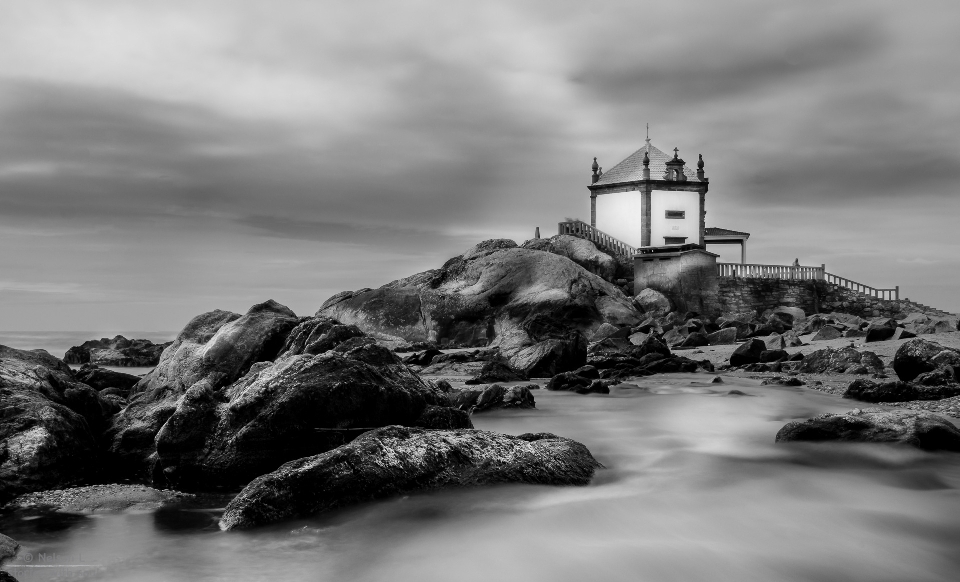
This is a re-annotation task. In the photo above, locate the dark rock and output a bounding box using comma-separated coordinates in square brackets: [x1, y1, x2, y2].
[278, 316, 365, 358]
[914, 366, 958, 386]
[151, 342, 445, 490]
[0, 532, 19, 565]
[760, 349, 788, 363]
[844, 329, 867, 338]
[775, 408, 960, 451]
[414, 405, 474, 429]
[577, 379, 612, 394]
[730, 339, 766, 367]
[679, 332, 709, 348]
[761, 376, 804, 386]
[63, 335, 171, 367]
[762, 333, 785, 351]
[219, 426, 602, 529]
[572, 365, 600, 379]
[891, 328, 917, 341]
[464, 360, 526, 385]
[402, 348, 443, 367]
[0, 345, 107, 503]
[546, 372, 592, 392]
[698, 359, 716, 372]
[73, 364, 141, 393]
[450, 384, 536, 412]
[711, 376, 724, 383]
[797, 346, 884, 375]
[893, 338, 960, 382]
[865, 326, 896, 343]
[843, 378, 960, 402]
[726, 390, 750, 396]
[319, 244, 638, 367]
[501, 330, 587, 378]
[771, 307, 805, 327]
[788, 352, 805, 361]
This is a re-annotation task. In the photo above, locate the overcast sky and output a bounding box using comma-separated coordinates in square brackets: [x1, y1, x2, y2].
[1, 0, 959, 331]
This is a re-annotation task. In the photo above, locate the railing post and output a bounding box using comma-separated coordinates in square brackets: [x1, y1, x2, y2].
[895, 286, 899, 300]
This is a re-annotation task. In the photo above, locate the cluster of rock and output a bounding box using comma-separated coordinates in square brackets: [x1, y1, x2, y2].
[837, 338, 960, 403]
[0, 299, 601, 533]
[63, 335, 171, 367]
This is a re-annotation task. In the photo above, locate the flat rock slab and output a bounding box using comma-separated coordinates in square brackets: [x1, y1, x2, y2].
[219, 425, 602, 530]
[5, 484, 193, 513]
[775, 408, 960, 451]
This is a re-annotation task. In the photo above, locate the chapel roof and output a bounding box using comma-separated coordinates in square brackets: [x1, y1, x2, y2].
[593, 141, 702, 186]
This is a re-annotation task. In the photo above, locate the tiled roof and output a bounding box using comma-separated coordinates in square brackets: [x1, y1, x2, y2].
[594, 141, 702, 186]
[704, 227, 750, 237]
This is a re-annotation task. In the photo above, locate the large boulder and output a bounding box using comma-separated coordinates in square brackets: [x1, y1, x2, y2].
[319, 243, 636, 372]
[0, 346, 109, 503]
[105, 301, 299, 478]
[218, 426, 601, 530]
[635, 288, 673, 317]
[730, 339, 766, 367]
[771, 306, 805, 327]
[893, 338, 960, 382]
[63, 335, 171, 367]
[0, 533, 18, 565]
[797, 346, 884, 375]
[707, 327, 738, 345]
[521, 235, 617, 281]
[843, 378, 960, 403]
[153, 342, 445, 489]
[775, 408, 960, 451]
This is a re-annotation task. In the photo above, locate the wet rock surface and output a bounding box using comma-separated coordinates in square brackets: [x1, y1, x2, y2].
[776, 408, 960, 451]
[5, 484, 192, 512]
[64, 335, 171, 367]
[218, 426, 602, 530]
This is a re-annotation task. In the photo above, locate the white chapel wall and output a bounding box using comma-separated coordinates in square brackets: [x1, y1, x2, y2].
[594, 190, 644, 248]
[650, 190, 699, 245]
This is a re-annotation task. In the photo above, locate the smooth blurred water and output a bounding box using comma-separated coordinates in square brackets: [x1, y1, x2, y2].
[3, 374, 960, 582]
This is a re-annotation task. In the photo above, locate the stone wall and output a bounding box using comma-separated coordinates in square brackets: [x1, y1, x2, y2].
[717, 278, 953, 319]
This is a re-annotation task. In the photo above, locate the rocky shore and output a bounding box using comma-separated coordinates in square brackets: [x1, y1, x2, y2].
[2, 234, 959, 567]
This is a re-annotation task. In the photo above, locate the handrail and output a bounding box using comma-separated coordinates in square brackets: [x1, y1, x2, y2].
[717, 262, 899, 301]
[558, 221, 637, 257]
[717, 262, 824, 280]
[823, 272, 899, 301]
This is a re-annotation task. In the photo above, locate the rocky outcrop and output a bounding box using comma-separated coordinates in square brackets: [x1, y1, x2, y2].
[0, 533, 19, 565]
[843, 378, 960, 403]
[0, 346, 109, 503]
[521, 235, 617, 281]
[153, 341, 446, 489]
[775, 408, 960, 451]
[464, 359, 526, 385]
[635, 288, 673, 317]
[730, 339, 766, 367]
[63, 335, 171, 367]
[218, 426, 602, 530]
[105, 301, 300, 479]
[318, 241, 638, 374]
[797, 346, 884, 375]
[893, 338, 960, 382]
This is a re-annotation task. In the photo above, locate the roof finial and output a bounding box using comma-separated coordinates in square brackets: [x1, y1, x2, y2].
[697, 154, 705, 180]
[645, 123, 651, 146]
[591, 157, 600, 184]
[673, 147, 679, 159]
[642, 151, 649, 166]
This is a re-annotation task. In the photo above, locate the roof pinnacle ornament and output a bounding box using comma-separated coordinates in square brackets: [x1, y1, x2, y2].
[591, 157, 600, 184]
[697, 154, 705, 181]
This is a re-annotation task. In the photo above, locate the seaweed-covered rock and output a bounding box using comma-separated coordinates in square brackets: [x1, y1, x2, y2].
[219, 426, 602, 530]
[775, 408, 960, 451]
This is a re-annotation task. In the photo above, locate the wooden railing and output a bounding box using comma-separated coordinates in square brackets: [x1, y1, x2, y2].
[558, 221, 637, 257]
[717, 262, 825, 280]
[717, 262, 900, 300]
[823, 273, 899, 300]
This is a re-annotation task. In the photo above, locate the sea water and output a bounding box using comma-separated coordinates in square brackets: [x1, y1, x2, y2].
[2, 374, 960, 582]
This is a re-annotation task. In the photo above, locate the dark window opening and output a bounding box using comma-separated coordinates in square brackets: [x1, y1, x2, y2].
[665, 210, 685, 219]
[664, 236, 687, 245]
